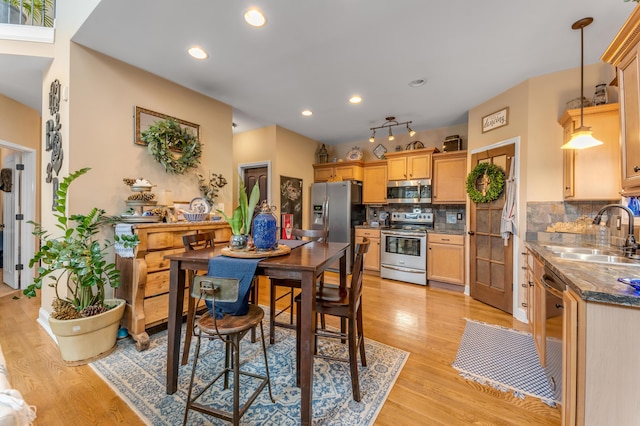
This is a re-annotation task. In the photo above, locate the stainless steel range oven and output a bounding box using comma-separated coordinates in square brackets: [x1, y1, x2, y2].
[380, 212, 433, 285]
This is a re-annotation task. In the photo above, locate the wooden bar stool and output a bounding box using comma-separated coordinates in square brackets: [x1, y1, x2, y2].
[295, 238, 370, 401]
[269, 228, 327, 344]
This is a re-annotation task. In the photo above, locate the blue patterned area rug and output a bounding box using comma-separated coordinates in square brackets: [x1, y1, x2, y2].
[89, 309, 408, 425]
[452, 319, 560, 407]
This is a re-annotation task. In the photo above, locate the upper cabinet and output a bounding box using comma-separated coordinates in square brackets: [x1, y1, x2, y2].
[603, 7, 640, 196]
[362, 161, 387, 204]
[313, 160, 364, 183]
[558, 104, 621, 200]
[432, 151, 467, 204]
[385, 148, 438, 180]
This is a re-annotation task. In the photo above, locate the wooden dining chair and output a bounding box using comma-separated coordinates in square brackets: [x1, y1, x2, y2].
[183, 275, 274, 426]
[269, 228, 328, 344]
[295, 237, 370, 402]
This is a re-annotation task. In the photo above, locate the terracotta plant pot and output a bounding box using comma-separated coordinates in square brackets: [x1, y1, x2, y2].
[48, 298, 125, 365]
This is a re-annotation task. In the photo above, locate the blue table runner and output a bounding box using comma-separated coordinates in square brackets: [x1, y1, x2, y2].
[207, 256, 263, 318]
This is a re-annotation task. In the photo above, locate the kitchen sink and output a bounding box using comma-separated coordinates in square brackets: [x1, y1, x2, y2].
[542, 245, 640, 265]
[555, 252, 636, 265]
[543, 245, 605, 255]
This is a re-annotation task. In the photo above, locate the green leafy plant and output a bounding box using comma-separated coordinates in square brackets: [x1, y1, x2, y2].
[216, 179, 260, 235]
[2, 0, 54, 27]
[23, 168, 139, 318]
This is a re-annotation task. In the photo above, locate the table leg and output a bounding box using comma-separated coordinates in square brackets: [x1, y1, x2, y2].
[299, 270, 316, 426]
[167, 259, 185, 394]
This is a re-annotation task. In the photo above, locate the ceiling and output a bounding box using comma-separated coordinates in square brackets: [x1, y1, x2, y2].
[2, 1, 636, 145]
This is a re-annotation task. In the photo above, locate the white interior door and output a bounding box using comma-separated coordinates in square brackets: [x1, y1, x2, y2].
[3, 153, 20, 289]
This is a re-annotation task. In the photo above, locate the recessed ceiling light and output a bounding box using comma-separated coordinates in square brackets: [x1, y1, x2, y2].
[349, 95, 362, 104]
[188, 46, 208, 59]
[244, 8, 266, 27]
[301, 110, 313, 116]
[408, 79, 426, 87]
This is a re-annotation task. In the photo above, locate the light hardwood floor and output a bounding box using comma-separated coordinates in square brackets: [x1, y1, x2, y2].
[0, 273, 560, 425]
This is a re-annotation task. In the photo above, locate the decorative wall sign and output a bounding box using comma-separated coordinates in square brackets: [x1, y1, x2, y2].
[46, 79, 63, 210]
[280, 176, 302, 232]
[481, 107, 509, 133]
[134, 106, 199, 147]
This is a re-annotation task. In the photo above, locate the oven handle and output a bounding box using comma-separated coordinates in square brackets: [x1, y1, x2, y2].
[541, 274, 564, 299]
[381, 264, 425, 274]
[381, 231, 426, 238]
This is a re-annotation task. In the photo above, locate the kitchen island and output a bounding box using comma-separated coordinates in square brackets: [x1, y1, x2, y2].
[525, 240, 640, 426]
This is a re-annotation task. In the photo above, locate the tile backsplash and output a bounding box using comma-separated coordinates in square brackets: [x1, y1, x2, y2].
[526, 200, 638, 247]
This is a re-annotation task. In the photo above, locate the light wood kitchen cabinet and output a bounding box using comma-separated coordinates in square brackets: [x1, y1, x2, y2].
[362, 161, 387, 204]
[313, 160, 364, 182]
[432, 151, 467, 204]
[603, 6, 640, 196]
[558, 104, 620, 200]
[355, 228, 380, 272]
[385, 148, 438, 181]
[115, 221, 231, 350]
[561, 286, 640, 425]
[427, 233, 464, 287]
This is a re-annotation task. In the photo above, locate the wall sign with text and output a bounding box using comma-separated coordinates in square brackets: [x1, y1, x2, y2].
[481, 107, 509, 133]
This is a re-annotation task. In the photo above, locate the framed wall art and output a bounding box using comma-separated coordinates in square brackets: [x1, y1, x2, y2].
[280, 176, 303, 232]
[134, 106, 200, 147]
[481, 107, 509, 133]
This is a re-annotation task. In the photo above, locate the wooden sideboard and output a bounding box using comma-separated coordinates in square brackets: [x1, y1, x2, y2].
[115, 221, 231, 350]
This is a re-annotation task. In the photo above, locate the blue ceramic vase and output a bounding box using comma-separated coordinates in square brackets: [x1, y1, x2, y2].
[253, 201, 277, 251]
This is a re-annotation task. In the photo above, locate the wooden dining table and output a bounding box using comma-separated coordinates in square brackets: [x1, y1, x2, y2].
[164, 241, 349, 426]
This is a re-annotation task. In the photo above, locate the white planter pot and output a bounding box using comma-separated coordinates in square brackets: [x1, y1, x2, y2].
[48, 298, 125, 365]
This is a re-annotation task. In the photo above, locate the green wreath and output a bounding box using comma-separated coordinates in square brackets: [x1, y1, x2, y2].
[141, 118, 202, 174]
[466, 162, 506, 203]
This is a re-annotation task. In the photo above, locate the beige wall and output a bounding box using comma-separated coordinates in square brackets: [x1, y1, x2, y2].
[0, 93, 41, 223]
[68, 44, 234, 218]
[233, 125, 317, 228]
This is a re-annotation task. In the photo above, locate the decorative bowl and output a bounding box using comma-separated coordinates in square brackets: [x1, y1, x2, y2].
[183, 212, 208, 222]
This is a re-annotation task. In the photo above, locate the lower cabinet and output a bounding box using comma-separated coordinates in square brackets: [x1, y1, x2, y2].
[427, 233, 465, 287]
[355, 228, 380, 272]
[562, 286, 640, 425]
[115, 221, 231, 350]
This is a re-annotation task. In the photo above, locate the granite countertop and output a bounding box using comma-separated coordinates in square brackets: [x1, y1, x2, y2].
[525, 241, 640, 308]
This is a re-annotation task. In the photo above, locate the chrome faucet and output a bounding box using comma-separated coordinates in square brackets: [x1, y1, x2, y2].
[592, 204, 637, 256]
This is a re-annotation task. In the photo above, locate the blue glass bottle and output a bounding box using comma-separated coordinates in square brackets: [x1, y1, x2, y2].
[253, 201, 277, 250]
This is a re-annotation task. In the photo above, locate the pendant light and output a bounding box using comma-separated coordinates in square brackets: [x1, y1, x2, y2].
[561, 17, 603, 150]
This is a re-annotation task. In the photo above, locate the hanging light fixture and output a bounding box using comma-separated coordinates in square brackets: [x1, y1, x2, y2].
[561, 17, 603, 150]
[369, 117, 414, 143]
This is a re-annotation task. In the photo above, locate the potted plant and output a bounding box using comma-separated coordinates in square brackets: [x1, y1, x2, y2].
[1, 0, 54, 27]
[217, 179, 260, 250]
[23, 168, 139, 364]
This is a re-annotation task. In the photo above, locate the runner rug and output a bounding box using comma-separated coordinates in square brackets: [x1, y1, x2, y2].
[452, 319, 560, 407]
[90, 309, 408, 425]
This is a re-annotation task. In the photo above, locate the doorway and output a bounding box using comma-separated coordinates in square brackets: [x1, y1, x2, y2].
[469, 141, 518, 314]
[0, 140, 36, 291]
[239, 161, 271, 231]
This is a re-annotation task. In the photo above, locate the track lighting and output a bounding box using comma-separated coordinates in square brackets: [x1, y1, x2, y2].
[369, 117, 414, 143]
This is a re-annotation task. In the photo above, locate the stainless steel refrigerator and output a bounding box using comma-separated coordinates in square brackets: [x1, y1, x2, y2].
[310, 181, 366, 273]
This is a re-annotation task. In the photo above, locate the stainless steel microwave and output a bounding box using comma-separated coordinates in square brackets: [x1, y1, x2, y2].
[386, 179, 432, 204]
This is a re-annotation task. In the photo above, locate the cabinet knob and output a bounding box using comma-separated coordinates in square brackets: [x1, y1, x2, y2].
[521, 302, 528, 308]
[468, 231, 475, 235]
[635, 166, 640, 173]
[565, 186, 571, 190]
